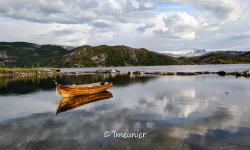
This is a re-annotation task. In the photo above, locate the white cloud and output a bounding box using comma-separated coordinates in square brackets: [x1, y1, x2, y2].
[137, 23, 155, 33]
[0, 0, 155, 24]
[230, 31, 250, 40]
[154, 12, 200, 39]
[158, 0, 242, 25]
[0, 17, 92, 45]
[0, 0, 248, 50]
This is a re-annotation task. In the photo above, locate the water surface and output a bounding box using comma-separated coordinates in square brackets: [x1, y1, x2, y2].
[1, 65, 250, 150]
[60, 64, 250, 73]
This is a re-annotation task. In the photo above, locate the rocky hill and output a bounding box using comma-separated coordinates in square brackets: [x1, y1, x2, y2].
[0, 42, 68, 67]
[56, 45, 178, 67]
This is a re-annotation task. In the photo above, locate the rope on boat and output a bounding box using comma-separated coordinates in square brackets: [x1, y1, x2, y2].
[54, 79, 61, 104]
[55, 86, 60, 104]
[20, 79, 60, 149]
[20, 112, 54, 150]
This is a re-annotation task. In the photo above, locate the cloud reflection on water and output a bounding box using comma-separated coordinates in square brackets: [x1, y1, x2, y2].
[1, 75, 250, 149]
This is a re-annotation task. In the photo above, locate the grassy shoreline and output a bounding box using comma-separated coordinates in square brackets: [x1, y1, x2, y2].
[0, 68, 55, 75]
[1, 67, 250, 78]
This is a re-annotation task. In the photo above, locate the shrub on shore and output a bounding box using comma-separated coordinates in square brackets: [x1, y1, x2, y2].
[0, 62, 4, 68]
[0, 68, 51, 74]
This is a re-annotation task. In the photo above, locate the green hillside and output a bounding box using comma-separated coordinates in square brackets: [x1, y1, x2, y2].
[57, 45, 178, 67]
[0, 42, 68, 67]
[181, 52, 250, 64]
[1, 42, 250, 67]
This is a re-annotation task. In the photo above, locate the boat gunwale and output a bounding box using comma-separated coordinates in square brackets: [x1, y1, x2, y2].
[58, 82, 112, 90]
[56, 82, 113, 97]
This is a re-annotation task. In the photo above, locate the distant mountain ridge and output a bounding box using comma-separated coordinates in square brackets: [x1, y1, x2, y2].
[180, 51, 250, 64]
[162, 49, 208, 57]
[61, 45, 75, 51]
[211, 51, 247, 56]
[0, 42, 250, 67]
[0, 42, 178, 67]
[185, 49, 207, 57]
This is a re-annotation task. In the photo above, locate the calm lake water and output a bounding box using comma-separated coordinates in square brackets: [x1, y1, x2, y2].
[60, 64, 250, 73]
[1, 65, 250, 150]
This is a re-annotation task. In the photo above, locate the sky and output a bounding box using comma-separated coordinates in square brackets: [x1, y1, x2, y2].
[0, 0, 250, 51]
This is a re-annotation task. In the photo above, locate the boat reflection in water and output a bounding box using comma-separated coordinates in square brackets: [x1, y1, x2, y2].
[56, 91, 113, 114]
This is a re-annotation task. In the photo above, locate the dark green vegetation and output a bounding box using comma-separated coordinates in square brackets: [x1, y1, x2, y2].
[0, 61, 4, 67]
[0, 42, 68, 67]
[181, 52, 250, 64]
[0, 42, 177, 67]
[57, 45, 178, 67]
[1, 42, 250, 67]
[0, 68, 53, 74]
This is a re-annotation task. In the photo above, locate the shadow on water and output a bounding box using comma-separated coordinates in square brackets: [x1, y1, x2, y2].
[56, 91, 113, 114]
[0, 76, 56, 95]
[0, 74, 156, 96]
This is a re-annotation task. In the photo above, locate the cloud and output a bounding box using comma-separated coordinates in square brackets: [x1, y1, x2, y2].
[169, 106, 242, 139]
[230, 31, 250, 40]
[153, 12, 200, 39]
[158, 0, 242, 25]
[0, 0, 241, 27]
[0, 0, 248, 50]
[137, 23, 155, 33]
[141, 0, 242, 40]
[91, 20, 112, 29]
[0, 0, 154, 24]
[193, 0, 242, 24]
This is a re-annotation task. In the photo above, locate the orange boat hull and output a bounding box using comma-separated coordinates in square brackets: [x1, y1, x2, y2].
[57, 82, 112, 97]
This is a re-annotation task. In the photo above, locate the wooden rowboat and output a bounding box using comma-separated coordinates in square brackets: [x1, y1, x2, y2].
[56, 82, 112, 98]
[56, 91, 113, 114]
